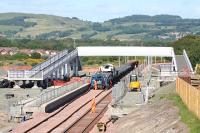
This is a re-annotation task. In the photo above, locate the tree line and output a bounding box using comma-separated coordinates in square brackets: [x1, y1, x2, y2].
[0, 36, 199, 67]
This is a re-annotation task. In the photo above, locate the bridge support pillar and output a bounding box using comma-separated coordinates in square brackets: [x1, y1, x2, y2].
[63, 65, 66, 76]
[45, 78, 49, 88]
[118, 56, 121, 67]
[63, 63, 70, 81]
[172, 59, 176, 72]
[59, 67, 63, 79]
[67, 63, 70, 77]
[147, 56, 152, 78]
[32, 81, 38, 88]
[55, 70, 59, 79]
[51, 73, 54, 80]
[13, 81, 20, 89]
[73, 58, 78, 77]
[22, 80, 26, 89]
[76, 58, 79, 76]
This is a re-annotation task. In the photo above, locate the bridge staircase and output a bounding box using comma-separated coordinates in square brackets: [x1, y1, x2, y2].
[7, 49, 82, 88]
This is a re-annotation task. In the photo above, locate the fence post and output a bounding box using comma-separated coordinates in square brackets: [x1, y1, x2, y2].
[176, 77, 178, 93]
[145, 86, 149, 104]
[186, 83, 188, 106]
[196, 89, 198, 117]
[188, 84, 191, 111]
[198, 91, 200, 119]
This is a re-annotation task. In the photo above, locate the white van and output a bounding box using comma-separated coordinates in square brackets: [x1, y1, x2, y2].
[100, 64, 114, 72]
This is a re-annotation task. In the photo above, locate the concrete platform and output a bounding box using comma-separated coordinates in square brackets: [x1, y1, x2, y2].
[22, 83, 90, 114]
[117, 91, 144, 107]
[42, 83, 90, 113]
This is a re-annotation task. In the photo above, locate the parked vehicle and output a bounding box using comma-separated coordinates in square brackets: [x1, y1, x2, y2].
[90, 61, 138, 90]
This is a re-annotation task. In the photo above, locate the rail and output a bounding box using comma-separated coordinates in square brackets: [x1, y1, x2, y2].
[30, 78, 89, 107]
[183, 49, 194, 73]
[31, 49, 68, 72]
[159, 64, 173, 72]
[12, 90, 109, 133]
[158, 69, 195, 81]
[112, 72, 132, 105]
[8, 70, 43, 80]
[64, 90, 111, 133]
[158, 61, 193, 81]
[42, 49, 78, 79]
[172, 49, 178, 72]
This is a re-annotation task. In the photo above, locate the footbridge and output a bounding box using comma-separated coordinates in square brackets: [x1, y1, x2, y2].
[158, 49, 194, 81]
[8, 49, 82, 87]
[7, 46, 193, 88]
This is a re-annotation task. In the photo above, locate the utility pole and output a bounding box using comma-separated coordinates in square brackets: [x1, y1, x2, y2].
[141, 41, 143, 47]
[73, 38, 76, 49]
[118, 56, 121, 67]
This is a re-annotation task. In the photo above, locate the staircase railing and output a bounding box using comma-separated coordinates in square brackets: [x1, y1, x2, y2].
[183, 49, 194, 73]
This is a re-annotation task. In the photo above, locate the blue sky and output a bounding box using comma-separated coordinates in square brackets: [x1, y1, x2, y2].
[0, 0, 200, 22]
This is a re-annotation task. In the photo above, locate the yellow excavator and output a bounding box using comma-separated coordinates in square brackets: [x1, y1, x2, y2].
[129, 74, 141, 91]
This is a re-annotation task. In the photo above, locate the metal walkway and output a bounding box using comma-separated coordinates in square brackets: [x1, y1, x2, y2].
[175, 50, 193, 72]
[175, 55, 189, 72]
[8, 49, 82, 81]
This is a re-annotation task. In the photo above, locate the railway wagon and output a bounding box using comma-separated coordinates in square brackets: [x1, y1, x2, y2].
[90, 61, 138, 90]
[90, 72, 113, 89]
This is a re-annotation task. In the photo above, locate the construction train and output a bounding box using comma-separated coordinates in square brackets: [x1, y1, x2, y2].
[90, 61, 139, 90]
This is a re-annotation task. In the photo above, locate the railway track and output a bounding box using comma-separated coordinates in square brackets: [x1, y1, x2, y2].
[65, 91, 111, 133]
[11, 89, 111, 133]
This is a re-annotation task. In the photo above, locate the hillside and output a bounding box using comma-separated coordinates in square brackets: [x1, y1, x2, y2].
[1, 13, 200, 40]
[0, 13, 90, 39]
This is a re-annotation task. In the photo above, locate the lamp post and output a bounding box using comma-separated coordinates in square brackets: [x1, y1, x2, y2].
[73, 38, 76, 49]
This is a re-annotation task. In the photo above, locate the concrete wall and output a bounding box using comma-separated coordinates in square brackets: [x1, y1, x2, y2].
[41, 84, 90, 113]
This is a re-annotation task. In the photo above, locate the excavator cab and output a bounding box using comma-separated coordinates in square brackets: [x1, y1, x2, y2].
[129, 74, 141, 91]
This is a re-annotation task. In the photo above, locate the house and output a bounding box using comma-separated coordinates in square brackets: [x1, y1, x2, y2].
[0, 49, 8, 55]
[0, 47, 59, 57]
[19, 49, 33, 56]
[0, 34, 5, 39]
[49, 50, 57, 56]
[0, 47, 18, 55]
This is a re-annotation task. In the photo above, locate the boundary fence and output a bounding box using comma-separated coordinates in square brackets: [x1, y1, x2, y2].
[176, 77, 200, 119]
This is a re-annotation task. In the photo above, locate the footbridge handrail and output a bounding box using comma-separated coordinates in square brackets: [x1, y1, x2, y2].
[42, 49, 78, 79]
[31, 49, 68, 72]
[8, 70, 43, 80]
[183, 49, 194, 73]
[8, 49, 79, 81]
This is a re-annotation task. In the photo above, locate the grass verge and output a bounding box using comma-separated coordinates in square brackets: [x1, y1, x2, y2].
[167, 94, 200, 133]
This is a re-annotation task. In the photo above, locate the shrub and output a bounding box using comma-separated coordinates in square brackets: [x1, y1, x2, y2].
[31, 52, 41, 59]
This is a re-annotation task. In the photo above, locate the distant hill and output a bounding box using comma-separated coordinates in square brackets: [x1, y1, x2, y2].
[0, 13, 90, 39]
[0, 13, 200, 41]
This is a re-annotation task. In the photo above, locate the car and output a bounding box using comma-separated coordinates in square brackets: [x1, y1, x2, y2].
[100, 64, 114, 72]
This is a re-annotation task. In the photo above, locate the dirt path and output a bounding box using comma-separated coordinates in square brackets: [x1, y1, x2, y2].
[0, 112, 15, 133]
[115, 100, 189, 133]
[91, 82, 189, 133]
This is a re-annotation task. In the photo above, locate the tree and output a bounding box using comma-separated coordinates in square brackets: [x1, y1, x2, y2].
[31, 52, 41, 59]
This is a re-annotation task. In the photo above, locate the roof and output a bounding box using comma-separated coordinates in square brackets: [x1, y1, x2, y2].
[77, 46, 175, 57]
